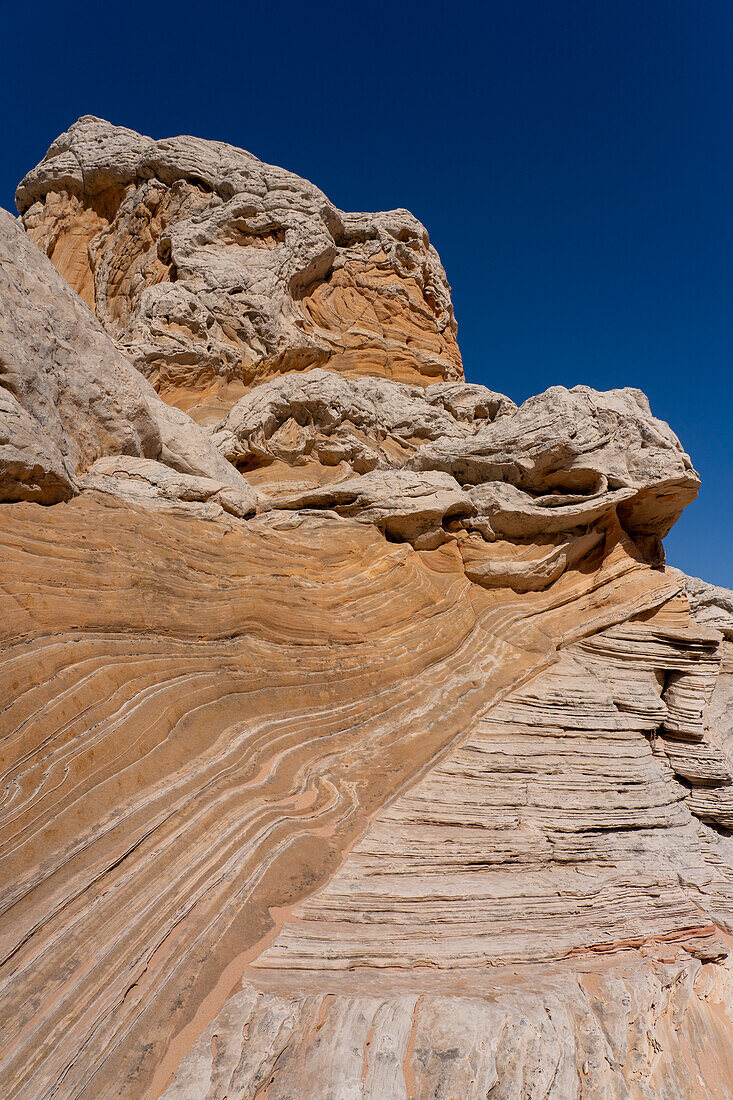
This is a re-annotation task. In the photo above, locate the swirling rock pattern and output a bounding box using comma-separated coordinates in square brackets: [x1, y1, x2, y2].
[1, 498, 691, 1098]
[1, 121, 732, 1099]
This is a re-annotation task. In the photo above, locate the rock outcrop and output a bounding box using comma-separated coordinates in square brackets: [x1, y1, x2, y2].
[209, 367, 698, 575]
[682, 571, 733, 841]
[0, 119, 731, 1100]
[17, 116, 462, 423]
[679, 570, 733, 640]
[0, 208, 255, 510]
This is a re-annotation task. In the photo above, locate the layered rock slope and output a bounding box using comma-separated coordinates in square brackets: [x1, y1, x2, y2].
[0, 120, 731, 1099]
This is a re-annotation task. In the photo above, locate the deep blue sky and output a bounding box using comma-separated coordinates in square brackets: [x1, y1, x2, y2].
[1, 1, 731, 584]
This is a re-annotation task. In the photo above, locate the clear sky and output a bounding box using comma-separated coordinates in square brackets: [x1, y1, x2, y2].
[1, 0, 731, 585]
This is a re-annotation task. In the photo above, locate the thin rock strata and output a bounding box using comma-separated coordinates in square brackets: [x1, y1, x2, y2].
[0, 119, 732, 1100]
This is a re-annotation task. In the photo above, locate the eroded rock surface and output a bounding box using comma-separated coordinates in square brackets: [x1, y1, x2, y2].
[209, 367, 699, 585]
[1, 120, 732, 1100]
[0, 208, 255, 508]
[680, 570, 733, 640]
[17, 116, 463, 422]
[682, 572, 733, 840]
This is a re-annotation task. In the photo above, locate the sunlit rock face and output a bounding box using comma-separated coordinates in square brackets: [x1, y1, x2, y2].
[0, 208, 255, 509]
[17, 116, 463, 423]
[1, 121, 732, 1099]
[682, 572, 733, 835]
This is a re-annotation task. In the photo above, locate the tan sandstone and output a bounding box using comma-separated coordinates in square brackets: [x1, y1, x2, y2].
[17, 116, 463, 423]
[0, 119, 731, 1100]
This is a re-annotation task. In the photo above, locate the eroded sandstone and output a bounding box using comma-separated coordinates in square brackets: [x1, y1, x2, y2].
[1, 119, 731, 1100]
[17, 116, 463, 422]
[0, 208, 255, 507]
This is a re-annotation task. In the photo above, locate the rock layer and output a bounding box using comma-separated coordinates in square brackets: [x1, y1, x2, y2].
[1, 120, 732, 1099]
[211, 368, 698, 554]
[162, 956, 733, 1100]
[0, 497, 690, 1099]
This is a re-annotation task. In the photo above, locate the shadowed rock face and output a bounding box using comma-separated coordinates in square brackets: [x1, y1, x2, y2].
[1, 122, 732, 1100]
[17, 116, 463, 422]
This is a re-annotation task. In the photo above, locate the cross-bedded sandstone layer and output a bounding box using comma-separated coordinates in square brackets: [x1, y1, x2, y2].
[1, 122, 732, 1099]
[1, 495, 703, 1099]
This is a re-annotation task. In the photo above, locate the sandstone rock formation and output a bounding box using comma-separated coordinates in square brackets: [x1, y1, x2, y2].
[682, 572, 733, 838]
[0, 208, 255, 510]
[1, 119, 732, 1099]
[680, 570, 733, 640]
[17, 116, 462, 423]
